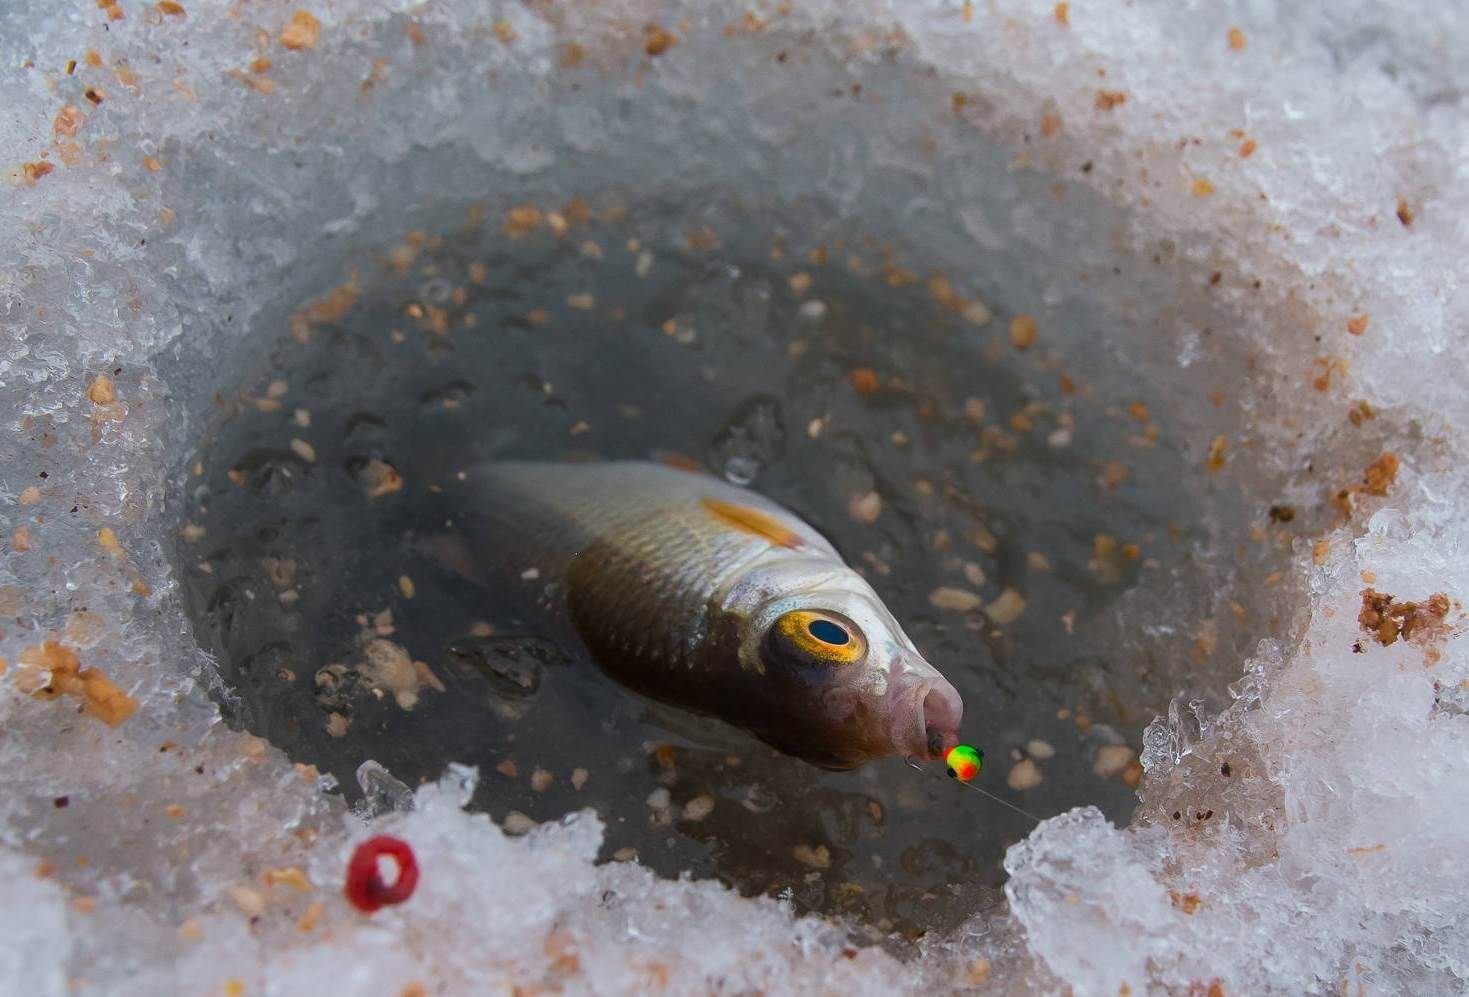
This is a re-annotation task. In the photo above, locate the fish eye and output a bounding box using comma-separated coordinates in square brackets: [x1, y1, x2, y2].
[807, 619, 850, 646]
[767, 610, 867, 668]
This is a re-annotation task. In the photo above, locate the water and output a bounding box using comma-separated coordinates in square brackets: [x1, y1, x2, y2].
[177, 199, 1216, 938]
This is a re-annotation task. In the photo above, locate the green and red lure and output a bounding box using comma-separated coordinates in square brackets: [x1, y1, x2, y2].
[944, 744, 984, 781]
[907, 742, 1041, 824]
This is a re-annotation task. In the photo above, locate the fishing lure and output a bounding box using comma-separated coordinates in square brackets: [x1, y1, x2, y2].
[945, 743, 983, 781]
[907, 745, 1042, 824]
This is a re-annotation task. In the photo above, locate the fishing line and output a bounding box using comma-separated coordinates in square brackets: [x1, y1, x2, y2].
[904, 756, 1044, 825]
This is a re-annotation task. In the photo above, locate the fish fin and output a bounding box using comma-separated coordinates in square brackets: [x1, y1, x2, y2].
[414, 530, 490, 589]
[652, 450, 710, 474]
[700, 497, 805, 549]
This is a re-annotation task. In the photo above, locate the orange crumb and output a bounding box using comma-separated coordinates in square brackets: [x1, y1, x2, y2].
[280, 10, 321, 51]
[142, 155, 163, 172]
[1313, 539, 1331, 565]
[97, 527, 123, 557]
[849, 368, 880, 394]
[1191, 178, 1216, 197]
[158, 1, 186, 16]
[20, 162, 55, 185]
[1395, 197, 1414, 227]
[1040, 112, 1062, 138]
[560, 42, 586, 69]
[504, 204, 542, 238]
[1362, 452, 1398, 496]
[11, 526, 32, 553]
[1053, 3, 1069, 26]
[296, 901, 325, 933]
[1227, 27, 1246, 50]
[1170, 889, 1202, 914]
[1346, 313, 1369, 335]
[53, 106, 84, 140]
[1206, 435, 1228, 472]
[1127, 401, 1150, 422]
[16, 640, 137, 726]
[1239, 138, 1257, 158]
[263, 866, 312, 891]
[1095, 90, 1127, 111]
[644, 24, 677, 57]
[1009, 314, 1038, 350]
[492, 20, 516, 44]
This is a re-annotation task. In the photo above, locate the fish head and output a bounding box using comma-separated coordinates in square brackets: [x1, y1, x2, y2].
[733, 565, 963, 769]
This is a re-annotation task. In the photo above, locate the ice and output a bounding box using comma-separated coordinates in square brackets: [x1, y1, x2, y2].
[4, 0, 1469, 993]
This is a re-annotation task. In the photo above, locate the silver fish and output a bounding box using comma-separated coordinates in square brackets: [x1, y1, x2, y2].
[461, 460, 963, 770]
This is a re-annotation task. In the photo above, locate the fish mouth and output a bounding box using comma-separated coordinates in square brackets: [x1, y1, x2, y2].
[886, 659, 963, 761]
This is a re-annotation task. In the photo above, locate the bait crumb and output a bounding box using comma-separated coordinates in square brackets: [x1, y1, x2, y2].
[792, 844, 831, 869]
[788, 272, 813, 295]
[681, 795, 716, 821]
[280, 10, 321, 51]
[397, 575, 415, 599]
[1347, 313, 1370, 335]
[1227, 27, 1246, 50]
[504, 205, 543, 238]
[570, 768, 589, 790]
[644, 24, 678, 57]
[1333, 452, 1399, 516]
[929, 587, 983, 612]
[531, 768, 554, 792]
[1095, 89, 1127, 111]
[848, 490, 882, 523]
[849, 368, 880, 394]
[1009, 314, 1038, 350]
[1007, 758, 1043, 790]
[1396, 197, 1415, 227]
[263, 866, 312, 892]
[1358, 587, 1451, 646]
[19, 486, 41, 505]
[503, 812, 537, 835]
[289, 438, 316, 463]
[16, 639, 137, 726]
[229, 885, 266, 917]
[612, 847, 638, 862]
[325, 712, 348, 737]
[968, 958, 993, 985]
[296, 902, 324, 933]
[1027, 739, 1056, 760]
[1171, 890, 1203, 914]
[1206, 435, 1228, 472]
[986, 588, 1027, 624]
[354, 458, 402, 498]
[1093, 744, 1137, 780]
[87, 375, 117, 405]
[496, 759, 519, 778]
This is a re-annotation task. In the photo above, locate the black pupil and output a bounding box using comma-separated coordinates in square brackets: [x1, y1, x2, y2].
[807, 619, 849, 645]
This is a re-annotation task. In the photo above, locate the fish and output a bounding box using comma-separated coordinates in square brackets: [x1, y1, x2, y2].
[456, 460, 963, 770]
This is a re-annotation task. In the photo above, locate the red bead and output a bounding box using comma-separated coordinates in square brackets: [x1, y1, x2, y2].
[344, 835, 420, 913]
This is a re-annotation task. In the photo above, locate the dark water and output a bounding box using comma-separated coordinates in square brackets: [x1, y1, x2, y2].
[178, 201, 1204, 937]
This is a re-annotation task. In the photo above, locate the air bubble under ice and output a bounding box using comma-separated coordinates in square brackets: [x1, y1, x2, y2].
[3, 0, 1468, 993]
